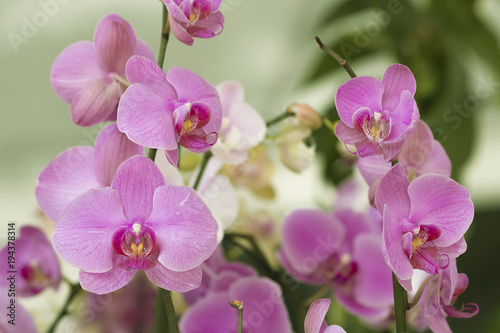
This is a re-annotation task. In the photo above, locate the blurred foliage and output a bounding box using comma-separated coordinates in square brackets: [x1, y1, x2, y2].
[307, 0, 500, 184]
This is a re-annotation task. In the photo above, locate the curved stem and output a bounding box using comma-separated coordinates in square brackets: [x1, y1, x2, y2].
[46, 282, 82, 333]
[315, 36, 357, 78]
[392, 273, 408, 333]
[192, 151, 212, 191]
[266, 111, 294, 127]
[155, 288, 179, 333]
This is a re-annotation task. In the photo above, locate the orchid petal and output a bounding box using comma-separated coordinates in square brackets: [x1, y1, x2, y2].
[53, 188, 127, 273]
[335, 76, 384, 126]
[381, 63, 417, 111]
[111, 156, 165, 223]
[36, 146, 101, 222]
[408, 174, 474, 247]
[117, 84, 178, 150]
[94, 14, 136, 72]
[148, 185, 218, 271]
[79, 257, 135, 294]
[94, 123, 143, 186]
[145, 263, 202, 292]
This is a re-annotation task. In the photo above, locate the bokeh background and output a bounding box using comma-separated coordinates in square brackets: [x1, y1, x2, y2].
[1, 0, 500, 332]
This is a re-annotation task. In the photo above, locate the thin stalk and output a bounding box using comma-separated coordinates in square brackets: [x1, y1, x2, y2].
[46, 283, 82, 333]
[314, 36, 357, 78]
[192, 151, 212, 191]
[392, 273, 408, 333]
[237, 306, 243, 333]
[158, 5, 170, 69]
[266, 112, 294, 127]
[160, 289, 180, 333]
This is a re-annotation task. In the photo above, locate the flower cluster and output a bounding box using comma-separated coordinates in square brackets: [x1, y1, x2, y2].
[25, 4, 479, 333]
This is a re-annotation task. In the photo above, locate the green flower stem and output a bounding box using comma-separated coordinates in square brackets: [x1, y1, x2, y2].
[151, 6, 179, 333]
[145, 4, 170, 162]
[237, 306, 243, 333]
[154, 288, 180, 333]
[392, 273, 408, 333]
[158, 5, 170, 69]
[46, 282, 82, 333]
[314, 36, 357, 78]
[192, 151, 212, 191]
[266, 112, 294, 127]
[147, 147, 158, 161]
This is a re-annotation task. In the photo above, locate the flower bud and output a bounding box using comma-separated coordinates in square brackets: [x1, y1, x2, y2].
[276, 119, 315, 173]
[287, 103, 322, 130]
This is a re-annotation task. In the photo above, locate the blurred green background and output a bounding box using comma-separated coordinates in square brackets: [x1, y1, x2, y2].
[1, 0, 499, 332]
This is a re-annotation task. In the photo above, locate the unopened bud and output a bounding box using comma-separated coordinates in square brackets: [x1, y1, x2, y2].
[287, 103, 322, 130]
[229, 300, 243, 309]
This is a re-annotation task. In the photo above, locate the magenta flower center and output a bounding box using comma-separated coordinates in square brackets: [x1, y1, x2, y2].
[21, 262, 51, 289]
[324, 253, 358, 284]
[112, 223, 157, 271]
[363, 111, 389, 143]
[411, 224, 441, 253]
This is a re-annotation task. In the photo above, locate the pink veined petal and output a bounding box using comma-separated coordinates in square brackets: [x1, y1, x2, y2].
[212, 0, 223, 9]
[36, 146, 101, 222]
[94, 123, 143, 186]
[50, 41, 102, 104]
[382, 206, 414, 284]
[179, 292, 237, 333]
[134, 39, 155, 62]
[398, 120, 434, 168]
[334, 120, 368, 147]
[375, 164, 411, 220]
[335, 76, 384, 127]
[418, 140, 452, 177]
[164, 149, 180, 167]
[125, 56, 177, 100]
[187, 11, 224, 38]
[166, 67, 222, 133]
[385, 90, 419, 142]
[94, 14, 136, 73]
[173, 103, 190, 134]
[408, 174, 474, 247]
[147, 185, 218, 271]
[280, 209, 345, 276]
[443, 303, 479, 319]
[380, 140, 405, 162]
[53, 188, 127, 273]
[305, 298, 331, 333]
[117, 84, 178, 150]
[352, 233, 393, 308]
[70, 77, 122, 127]
[168, 14, 195, 45]
[145, 262, 202, 292]
[381, 63, 417, 111]
[163, 0, 191, 24]
[111, 156, 165, 223]
[228, 277, 292, 333]
[357, 155, 390, 187]
[79, 256, 136, 294]
[216, 80, 245, 118]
